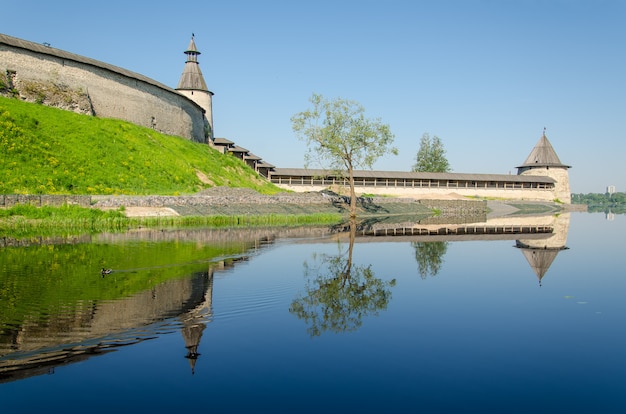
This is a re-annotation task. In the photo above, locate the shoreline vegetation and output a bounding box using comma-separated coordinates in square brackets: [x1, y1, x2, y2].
[0, 201, 346, 239]
[0, 96, 592, 243]
[0, 186, 468, 239]
[0, 187, 579, 241]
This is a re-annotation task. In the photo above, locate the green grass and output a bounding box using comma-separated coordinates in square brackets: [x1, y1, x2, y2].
[0, 203, 125, 220]
[360, 193, 394, 198]
[0, 96, 281, 195]
[0, 204, 343, 238]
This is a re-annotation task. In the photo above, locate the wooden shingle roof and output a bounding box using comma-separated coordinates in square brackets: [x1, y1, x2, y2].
[517, 133, 570, 168]
[212, 137, 234, 146]
[176, 35, 210, 92]
[227, 145, 249, 153]
[256, 160, 276, 168]
[271, 168, 555, 184]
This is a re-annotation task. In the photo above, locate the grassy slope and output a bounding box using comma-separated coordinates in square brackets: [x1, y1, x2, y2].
[0, 96, 280, 195]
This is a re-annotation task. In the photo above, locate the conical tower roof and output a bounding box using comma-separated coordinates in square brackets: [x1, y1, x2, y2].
[183, 323, 205, 375]
[176, 35, 208, 91]
[516, 240, 568, 286]
[520, 248, 559, 284]
[517, 130, 571, 168]
[185, 36, 200, 55]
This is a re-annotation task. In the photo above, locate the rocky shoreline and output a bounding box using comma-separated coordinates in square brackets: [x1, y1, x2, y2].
[90, 187, 488, 219]
[2, 187, 581, 219]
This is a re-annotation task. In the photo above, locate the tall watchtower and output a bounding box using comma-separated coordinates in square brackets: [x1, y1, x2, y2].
[176, 35, 214, 140]
[516, 130, 571, 203]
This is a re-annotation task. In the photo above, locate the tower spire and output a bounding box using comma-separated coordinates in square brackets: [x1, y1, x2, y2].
[177, 34, 208, 90]
[176, 35, 214, 140]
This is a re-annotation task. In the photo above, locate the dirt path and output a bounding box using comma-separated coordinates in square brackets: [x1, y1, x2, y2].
[122, 207, 179, 217]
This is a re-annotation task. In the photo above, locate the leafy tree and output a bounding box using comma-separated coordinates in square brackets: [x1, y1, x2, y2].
[289, 218, 396, 337]
[291, 93, 397, 217]
[412, 133, 451, 173]
[572, 192, 626, 205]
[572, 192, 626, 214]
[412, 241, 448, 279]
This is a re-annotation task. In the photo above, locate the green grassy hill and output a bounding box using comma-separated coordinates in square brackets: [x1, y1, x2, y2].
[0, 96, 281, 195]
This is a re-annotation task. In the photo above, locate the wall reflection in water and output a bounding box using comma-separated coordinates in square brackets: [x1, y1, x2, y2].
[0, 213, 570, 382]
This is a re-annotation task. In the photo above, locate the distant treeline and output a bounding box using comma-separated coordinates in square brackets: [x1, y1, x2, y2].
[572, 192, 626, 214]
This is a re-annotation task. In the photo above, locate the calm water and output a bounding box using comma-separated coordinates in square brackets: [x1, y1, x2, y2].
[0, 212, 624, 413]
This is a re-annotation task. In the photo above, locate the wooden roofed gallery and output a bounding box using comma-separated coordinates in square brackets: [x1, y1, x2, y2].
[269, 168, 555, 190]
[264, 132, 571, 202]
[209, 130, 566, 202]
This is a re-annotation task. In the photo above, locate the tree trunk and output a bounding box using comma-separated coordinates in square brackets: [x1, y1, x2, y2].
[348, 167, 357, 218]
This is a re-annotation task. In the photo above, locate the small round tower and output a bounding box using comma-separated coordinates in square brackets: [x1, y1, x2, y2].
[176, 34, 214, 140]
[516, 129, 571, 203]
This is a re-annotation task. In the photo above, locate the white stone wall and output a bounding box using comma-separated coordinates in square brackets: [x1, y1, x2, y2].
[518, 166, 571, 203]
[0, 44, 207, 143]
[273, 183, 558, 201]
[177, 89, 213, 139]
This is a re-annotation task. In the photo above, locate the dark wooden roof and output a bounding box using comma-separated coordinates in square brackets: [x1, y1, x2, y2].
[212, 137, 234, 145]
[271, 168, 556, 183]
[184, 36, 200, 55]
[177, 63, 209, 91]
[256, 160, 276, 168]
[227, 145, 249, 153]
[176, 36, 210, 92]
[517, 133, 570, 168]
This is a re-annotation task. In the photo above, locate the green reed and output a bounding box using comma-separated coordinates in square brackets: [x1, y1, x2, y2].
[0, 204, 343, 238]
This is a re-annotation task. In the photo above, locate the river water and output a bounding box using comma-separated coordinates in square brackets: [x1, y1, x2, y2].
[0, 212, 624, 413]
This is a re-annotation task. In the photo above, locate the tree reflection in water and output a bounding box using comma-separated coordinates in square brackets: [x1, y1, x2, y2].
[412, 241, 448, 279]
[289, 218, 396, 337]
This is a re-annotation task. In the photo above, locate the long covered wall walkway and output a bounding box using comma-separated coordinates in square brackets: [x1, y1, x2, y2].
[269, 168, 557, 201]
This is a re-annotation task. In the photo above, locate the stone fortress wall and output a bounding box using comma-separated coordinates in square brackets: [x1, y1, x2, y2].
[0, 33, 207, 143]
[517, 165, 571, 203]
[271, 181, 558, 202]
[0, 33, 571, 204]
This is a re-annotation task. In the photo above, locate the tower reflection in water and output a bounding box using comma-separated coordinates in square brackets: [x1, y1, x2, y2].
[0, 213, 570, 381]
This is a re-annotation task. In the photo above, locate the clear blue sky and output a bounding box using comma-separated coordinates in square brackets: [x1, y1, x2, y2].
[3, 0, 625, 193]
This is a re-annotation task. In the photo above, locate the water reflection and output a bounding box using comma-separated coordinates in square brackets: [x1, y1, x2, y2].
[0, 228, 289, 382]
[412, 241, 449, 279]
[514, 213, 570, 286]
[179, 271, 212, 375]
[0, 267, 217, 382]
[355, 212, 571, 285]
[289, 218, 396, 337]
[0, 212, 572, 382]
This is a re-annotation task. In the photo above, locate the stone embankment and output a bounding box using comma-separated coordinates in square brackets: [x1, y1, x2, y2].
[1, 188, 490, 218]
[0, 194, 91, 208]
[90, 188, 486, 218]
